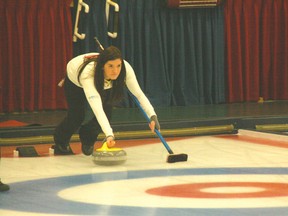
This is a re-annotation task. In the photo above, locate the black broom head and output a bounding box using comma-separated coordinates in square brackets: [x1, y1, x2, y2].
[167, 153, 188, 163]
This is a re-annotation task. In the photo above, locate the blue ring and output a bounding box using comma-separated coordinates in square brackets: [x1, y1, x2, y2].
[1, 168, 288, 215]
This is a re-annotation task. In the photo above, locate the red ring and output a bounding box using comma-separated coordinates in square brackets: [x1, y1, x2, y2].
[146, 182, 288, 198]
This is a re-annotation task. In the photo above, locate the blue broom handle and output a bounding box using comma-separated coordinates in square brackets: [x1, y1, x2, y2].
[154, 129, 174, 154]
[129, 92, 174, 154]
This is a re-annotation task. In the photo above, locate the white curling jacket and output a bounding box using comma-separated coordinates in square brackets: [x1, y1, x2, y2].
[66, 53, 156, 138]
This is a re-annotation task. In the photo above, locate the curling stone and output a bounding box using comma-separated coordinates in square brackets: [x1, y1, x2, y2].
[92, 142, 127, 166]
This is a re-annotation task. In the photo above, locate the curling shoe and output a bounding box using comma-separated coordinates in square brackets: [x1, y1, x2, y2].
[0, 181, 10, 192]
[52, 144, 74, 155]
[81, 144, 94, 156]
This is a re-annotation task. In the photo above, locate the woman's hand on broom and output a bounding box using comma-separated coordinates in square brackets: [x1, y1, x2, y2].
[149, 115, 160, 132]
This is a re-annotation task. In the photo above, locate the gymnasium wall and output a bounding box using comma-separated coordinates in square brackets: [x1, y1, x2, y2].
[0, 0, 287, 113]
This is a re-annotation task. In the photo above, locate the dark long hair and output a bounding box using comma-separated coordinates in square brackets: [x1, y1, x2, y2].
[77, 46, 126, 104]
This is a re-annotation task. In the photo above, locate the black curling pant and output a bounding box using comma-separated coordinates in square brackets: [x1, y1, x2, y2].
[53, 77, 112, 148]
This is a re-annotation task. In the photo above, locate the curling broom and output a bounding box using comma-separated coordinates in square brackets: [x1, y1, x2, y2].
[129, 92, 188, 163]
